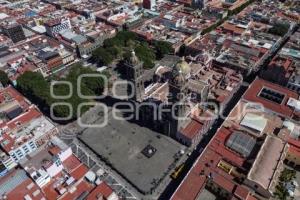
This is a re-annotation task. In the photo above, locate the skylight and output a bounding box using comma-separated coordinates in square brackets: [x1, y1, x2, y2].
[258, 87, 285, 104]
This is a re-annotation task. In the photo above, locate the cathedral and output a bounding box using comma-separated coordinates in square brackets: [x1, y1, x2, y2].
[125, 51, 209, 139]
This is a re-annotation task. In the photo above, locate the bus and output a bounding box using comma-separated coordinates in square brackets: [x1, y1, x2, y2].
[171, 164, 185, 179]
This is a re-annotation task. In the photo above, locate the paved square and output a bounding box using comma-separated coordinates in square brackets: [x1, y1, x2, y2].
[79, 107, 184, 194]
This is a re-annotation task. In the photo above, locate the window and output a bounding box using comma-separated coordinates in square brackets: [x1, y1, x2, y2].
[29, 141, 36, 148]
[258, 87, 285, 104]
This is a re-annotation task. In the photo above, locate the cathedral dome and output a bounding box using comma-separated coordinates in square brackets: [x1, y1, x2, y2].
[170, 57, 189, 87]
[174, 57, 191, 76]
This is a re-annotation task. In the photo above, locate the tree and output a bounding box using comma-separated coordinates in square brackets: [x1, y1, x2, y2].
[268, 22, 290, 36]
[274, 183, 289, 200]
[16, 65, 110, 121]
[92, 47, 114, 65]
[229, 0, 255, 15]
[125, 39, 136, 48]
[142, 59, 155, 69]
[154, 41, 173, 59]
[116, 31, 136, 44]
[279, 168, 296, 182]
[16, 71, 51, 106]
[274, 168, 296, 200]
[0, 70, 10, 86]
[103, 31, 137, 48]
[103, 38, 121, 48]
[107, 46, 122, 58]
[74, 66, 109, 95]
[134, 43, 156, 69]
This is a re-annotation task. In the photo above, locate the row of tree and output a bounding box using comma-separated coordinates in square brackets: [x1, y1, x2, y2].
[92, 31, 173, 69]
[16, 65, 109, 121]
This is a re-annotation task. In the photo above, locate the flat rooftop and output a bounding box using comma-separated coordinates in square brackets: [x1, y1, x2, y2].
[78, 106, 184, 194]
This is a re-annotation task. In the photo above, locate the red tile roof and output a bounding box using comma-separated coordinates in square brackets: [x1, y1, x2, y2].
[70, 164, 89, 180]
[0, 107, 42, 153]
[60, 180, 94, 200]
[49, 146, 61, 155]
[42, 178, 60, 200]
[87, 182, 115, 200]
[171, 166, 206, 200]
[243, 78, 299, 117]
[288, 145, 300, 158]
[213, 173, 236, 193]
[7, 178, 46, 200]
[209, 127, 245, 167]
[0, 86, 28, 106]
[234, 185, 250, 200]
[172, 127, 245, 200]
[63, 155, 84, 172]
[221, 22, 246, 35]
[180, 119, 203, 140]
[43, 155, 91, 200]
[2, 106, 42, 130]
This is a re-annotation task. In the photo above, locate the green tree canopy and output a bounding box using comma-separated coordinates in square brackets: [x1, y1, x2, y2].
[92, 47, 114, 65]
[0, 70, 10, 86]
[268, 22, 290, 37]
[103, 31, 137, 48]
[135, 43, 156, 69]
[153, 41, 173, 59]
[16, 65, 110, 121]
[17, 71, 51, 106]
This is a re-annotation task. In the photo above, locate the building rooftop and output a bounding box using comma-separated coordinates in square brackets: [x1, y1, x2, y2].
[0, 169, 28, 197]
[172, 125, 252, 199]
[243, 78, 300, 118]
[87, 182, 118, 200]
[180, 119, 204, 140]
[247, 135, 287, 192]
[1, 115, 55, 152]
[172, 73, 300, 199]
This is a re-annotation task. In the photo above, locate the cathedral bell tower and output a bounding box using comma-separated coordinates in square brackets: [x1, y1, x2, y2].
[167, 57, 190, 138]
[125, 50, 145, 102]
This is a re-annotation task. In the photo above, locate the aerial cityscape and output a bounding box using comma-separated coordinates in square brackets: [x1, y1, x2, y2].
[0, 0, 299, 200]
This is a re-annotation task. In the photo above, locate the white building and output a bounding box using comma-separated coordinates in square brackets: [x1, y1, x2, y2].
[20, 137, 74, 188]
[29, 169, 51, 188]
[6, 116, 58, 162]
[9, 139, 37, 162]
